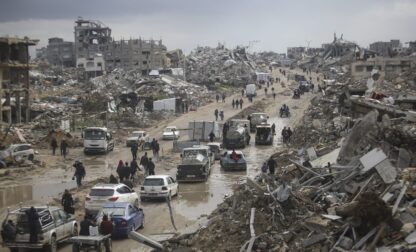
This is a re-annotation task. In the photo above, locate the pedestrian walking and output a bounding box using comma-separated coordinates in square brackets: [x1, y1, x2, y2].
[209, 131, 215, 142]
[51, 137, 58, 155]
[116, 160, 124, 181]
[232, 99, 235, 109]
[235, 99, 239, 109]
[185, 103, 188, 112]
[151, 138, 157, 157]
[222, 93, 226, 103]
[287, 127, 293, 142]
[216, 94, 220, 103]
[267, 158, 277, 175]
[61, 189, 74, 214]
[214, 109, 219, 121]
[140, 152, 149, 176]
[273, 92, 276, 99]
[241, 89, 245, 96]
[99, 215, 113, 252]
[73, 160, 86, 187]
[154, 140, 160, 161]
[239, 98, 243, 109]
[264, 87, 268, 95]
[219, 110, 224, 121]
[60, 139, 68, 159]
[148, 158, 155, 176]
[130, 159, 139, 180]
[131, 141, 138, 160]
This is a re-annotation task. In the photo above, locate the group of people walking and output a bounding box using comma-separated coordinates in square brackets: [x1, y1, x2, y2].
[50, 137, 68, 158]
[214, 109, 224, 121]
[231, 98, 244, 109]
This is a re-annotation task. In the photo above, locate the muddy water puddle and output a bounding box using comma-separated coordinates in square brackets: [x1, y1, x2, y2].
[0, 180, 77, 210]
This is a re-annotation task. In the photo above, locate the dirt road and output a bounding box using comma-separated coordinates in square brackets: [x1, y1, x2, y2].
[0, 67, 320, 252]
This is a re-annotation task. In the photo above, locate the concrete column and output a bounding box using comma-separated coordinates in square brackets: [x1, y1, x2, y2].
[16, 93, 21, 124]
[25, 89, 30, 123]
[5, 94, 11, 124]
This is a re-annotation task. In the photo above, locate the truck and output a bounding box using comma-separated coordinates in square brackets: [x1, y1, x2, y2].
[224, 119, 250, 149]
[248, 113, 268, 132]
[188, 121, 222, 141]
[83, 127, 114, 154]
[255, 124, 274, 145]
[2, 206, 78, 252]
[176, 146, 212, 182]
[245, 84, 257, 97]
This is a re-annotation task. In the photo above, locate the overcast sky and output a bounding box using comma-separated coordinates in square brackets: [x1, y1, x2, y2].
[1, 0, 415, 55]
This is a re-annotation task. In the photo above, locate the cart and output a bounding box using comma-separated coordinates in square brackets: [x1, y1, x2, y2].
[70, 234, 111, 252]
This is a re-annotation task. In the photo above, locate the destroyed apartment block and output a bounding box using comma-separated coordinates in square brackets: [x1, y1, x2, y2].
[0, 36, 38, 127]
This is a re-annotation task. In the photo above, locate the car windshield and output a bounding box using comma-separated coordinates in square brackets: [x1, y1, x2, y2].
[89, 189, 114, 196]
[131, 132, 142, 137]
[84, 129, 106, 140]
[144, 178, 164, 186]
[164, 128, 174, 132]
[101, 207, 125, 216]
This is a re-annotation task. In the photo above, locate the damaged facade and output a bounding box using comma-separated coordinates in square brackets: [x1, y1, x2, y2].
[0, 37, 38, 127]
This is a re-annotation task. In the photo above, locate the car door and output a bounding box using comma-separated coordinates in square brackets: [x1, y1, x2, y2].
[51, 210, 65, 240]
[58, 209, 73, 238]
[118, 186, 135, 204]
[127, 205, 138, 228]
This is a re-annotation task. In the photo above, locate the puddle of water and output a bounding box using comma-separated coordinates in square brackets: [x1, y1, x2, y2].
[0, 181, 77, 210]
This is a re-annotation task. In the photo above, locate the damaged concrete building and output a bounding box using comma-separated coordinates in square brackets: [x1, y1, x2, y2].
[369, 40, 402, 57]
[0, 37, 38, 126]
[351, 56, 415, 80]
[104, 38, 167, 74]
[74, 18, 111, 78]
[45, 37, 75, 68]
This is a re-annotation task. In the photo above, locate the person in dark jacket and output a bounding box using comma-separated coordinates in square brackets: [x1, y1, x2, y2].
[61, 189, 74, 214]
[140, 152, 149, 176]
[26, 207, 39, 243]
[214, 109, 219, 121]
[267, 158, 277, 175]
[130, 159, 139, 180]
[123, 162, 131, 180]
[73, 160, 86, 187]
[154, 141, 160, 161]
[131, 141, 138, 160]
[1, 218, 16, 242]
[79, 215, 96, 236]
[239, 98, 243, 109]
[147, 158, 155, 176]
[209, 131, 215, 142]
[60, 139, 68, 159]
[99, 215, 113, 251]
[51, 137, 58, 155]
[116, 160, 125, 181]
[109, 174, 118, 184]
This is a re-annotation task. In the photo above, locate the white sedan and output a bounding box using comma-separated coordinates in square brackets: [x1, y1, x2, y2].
[140, 175, 179, 201]
[162, 126, 180, 140]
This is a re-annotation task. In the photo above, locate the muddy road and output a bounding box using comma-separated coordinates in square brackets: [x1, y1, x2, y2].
[0, 67, 320, 252]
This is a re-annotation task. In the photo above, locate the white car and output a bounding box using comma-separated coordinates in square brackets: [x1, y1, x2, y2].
[126, 130, 147, 147]
[0, 144, 35, 165]
[140, 175, 179, 201]
[85, 184, 139, 214]
[162, 126, 180, 140]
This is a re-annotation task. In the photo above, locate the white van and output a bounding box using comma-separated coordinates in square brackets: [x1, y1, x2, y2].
[83, 127, 114, 154]
[246, 84, 257, 97]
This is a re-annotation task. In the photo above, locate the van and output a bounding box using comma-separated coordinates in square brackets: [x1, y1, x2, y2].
[246, 84, 256, 97]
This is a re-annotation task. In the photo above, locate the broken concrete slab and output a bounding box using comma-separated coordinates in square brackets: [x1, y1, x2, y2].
[375, 159, 397, 184]
[360, 148, 388, 173]
[307, 147, 318, 161]
[398, 148, 411, 169]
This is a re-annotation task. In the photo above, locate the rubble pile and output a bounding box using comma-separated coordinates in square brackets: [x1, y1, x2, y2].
[185, 45, 256, 86]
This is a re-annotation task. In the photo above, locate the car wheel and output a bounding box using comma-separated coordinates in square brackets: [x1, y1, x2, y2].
[45, 235, 57, 252]
[28, 154, 34, 161]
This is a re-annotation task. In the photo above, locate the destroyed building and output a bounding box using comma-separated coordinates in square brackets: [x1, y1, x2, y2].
[45, 37, 75, 68]
[322, 33, 358, 60]
[370, 40, 402, 57]
[287, 46, 305, 59]
[105, 38, 167, 74]
[351, 56, 415, 80]
[74, 18, 111, 78]
[0, 37, 38, 127]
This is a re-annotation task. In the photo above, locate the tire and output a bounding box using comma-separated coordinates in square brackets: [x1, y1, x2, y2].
[28, 154, 34, 161]
[45, 235, 57, 252]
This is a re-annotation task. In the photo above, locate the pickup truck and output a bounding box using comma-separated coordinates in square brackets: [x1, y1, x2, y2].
[176, 146, 212, 182]
[2, 206, 78, 252]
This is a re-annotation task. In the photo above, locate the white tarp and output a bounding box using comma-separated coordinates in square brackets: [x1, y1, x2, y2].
[153, 98, 176, 111]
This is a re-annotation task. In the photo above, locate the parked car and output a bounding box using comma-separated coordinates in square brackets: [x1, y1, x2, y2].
[2, 206, 77, 252]
[220, 150, 247, 171]
[140, 175, 179, 201]
[96, 202, 144, 237]
[85, 184, 139, 215]
[0, 144, 35, 166]
[162, 126, 180, 140]
[126, 131, 147, 147]
[207, 142, 222, 160]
